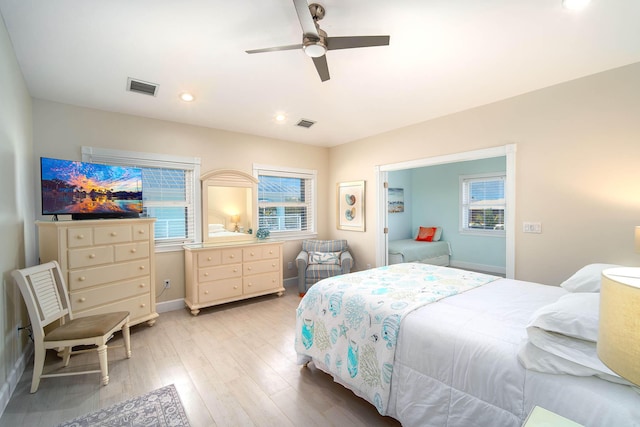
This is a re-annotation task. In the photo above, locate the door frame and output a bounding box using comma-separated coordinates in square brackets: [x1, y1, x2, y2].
[375, 144, 516, 279]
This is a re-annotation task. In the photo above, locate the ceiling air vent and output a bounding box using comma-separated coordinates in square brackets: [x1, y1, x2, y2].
[127, 78, 159, 97]
[296, 119, 316, 128]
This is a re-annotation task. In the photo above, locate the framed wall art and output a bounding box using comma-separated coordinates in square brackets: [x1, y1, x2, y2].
[337, 180, 365, 232]
[388, 187, 404, 213]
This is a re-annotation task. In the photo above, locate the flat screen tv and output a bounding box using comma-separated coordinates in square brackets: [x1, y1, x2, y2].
[41, 157, 143, 220]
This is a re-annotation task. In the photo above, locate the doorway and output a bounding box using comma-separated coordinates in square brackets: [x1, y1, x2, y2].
[375, 144, 516, 279]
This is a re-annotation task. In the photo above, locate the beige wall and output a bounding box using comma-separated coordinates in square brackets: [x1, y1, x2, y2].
[32, 100, 330, 302]
[0, 16, 35, 413]
[329, 62, 640, 285]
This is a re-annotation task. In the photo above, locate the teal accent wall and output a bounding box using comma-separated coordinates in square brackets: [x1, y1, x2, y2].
[389, 157, 506, 269]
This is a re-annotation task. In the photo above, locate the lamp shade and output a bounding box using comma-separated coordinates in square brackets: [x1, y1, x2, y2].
[231, 215, 240, 223]
[598, 268, 640, 386]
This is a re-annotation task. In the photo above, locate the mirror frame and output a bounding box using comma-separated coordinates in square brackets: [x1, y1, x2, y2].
[201, 169, 258, 243]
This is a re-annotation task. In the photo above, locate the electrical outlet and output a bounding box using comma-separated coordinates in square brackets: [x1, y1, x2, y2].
[367, 263, 372, 269]
[523, 222, 542, 233]
[163, 279, 171, 289]
[287, 262, 293, 270]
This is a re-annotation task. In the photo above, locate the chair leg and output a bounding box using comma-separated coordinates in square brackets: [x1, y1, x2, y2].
[31, 343, 46, 393]
[61, 346, 72, 367]
[97, 344, 109, 386]
[122, 322, 131, 358]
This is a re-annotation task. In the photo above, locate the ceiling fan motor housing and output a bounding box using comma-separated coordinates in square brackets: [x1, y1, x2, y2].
[303, 27, 327, 58]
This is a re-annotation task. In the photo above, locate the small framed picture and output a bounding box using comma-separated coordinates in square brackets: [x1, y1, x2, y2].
[337, 180, 365, 232]
[388, 188, 404, 213]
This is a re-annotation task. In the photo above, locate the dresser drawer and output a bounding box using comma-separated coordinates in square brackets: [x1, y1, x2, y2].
[67, 227, 94, 248]
[75, 294, 152, 322]
[69, 276, 150, 311]
[244, 259, 279, 276]
[132, 223, 151, 241]
[199, 278, 242, 303]
[68, 259, 150, 290]
[243, 272, 280, 294]
[198, 264, 242, 283]
[221, 248, 242, 264]
[68, 246, 114, 269]
[198, 250, 222, 267]
[261, 245, 279, 259]
[94, 225, 132, 245]
[115, 242, 149, 262]
[243, 247, 262, 262]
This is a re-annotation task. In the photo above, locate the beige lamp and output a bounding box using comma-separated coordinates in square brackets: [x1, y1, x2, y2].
[598, 265, 640, 387]
[231, 215, 240, 232]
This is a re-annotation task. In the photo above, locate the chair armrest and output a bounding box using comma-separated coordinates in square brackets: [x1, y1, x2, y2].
[340, 251, 353, 274]
[296, 250, 309, 269]
[296, 251, 309, 295]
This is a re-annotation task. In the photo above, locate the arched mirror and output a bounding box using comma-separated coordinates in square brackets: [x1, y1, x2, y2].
[201, 169, 258, 243]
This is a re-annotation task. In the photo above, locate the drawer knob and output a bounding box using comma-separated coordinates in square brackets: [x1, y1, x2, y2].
[138, 229, 145, 234]
[79, 297, 86, 302]
[233, 269, 238, 273]
[248, 283, 252, 287]
[131, 248, 137, 253]
[272, 263, 276, 267]
[250, 252, 255, 256]
[139, 265, 145, 270]
[139, 283, 146, 288]
[204, 272, 209, 277]
[230, 254, 235, 259]
[233, 285, 238, 289]
[110, 232, 117, 237]
[207, 256, 212, 261]
[248, 267, 252, 271]
[76, 234, 84, 240]
[140, 303, 146, 308]
[205, 290, 209, 295]
[269, 250, 273, 254]
[89, 254, 96, 259]
[79, 276, 86, 281]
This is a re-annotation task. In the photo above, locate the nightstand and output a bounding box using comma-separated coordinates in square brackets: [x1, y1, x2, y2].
[523, 406, 584, 427]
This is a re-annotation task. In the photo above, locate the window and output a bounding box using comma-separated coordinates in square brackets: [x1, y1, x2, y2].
[82, 147, 201, 250]
[253, 164, 317, 239]
[460, 173, 506, 235]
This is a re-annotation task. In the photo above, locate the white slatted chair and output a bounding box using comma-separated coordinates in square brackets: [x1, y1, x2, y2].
[11, 261, 131, 393]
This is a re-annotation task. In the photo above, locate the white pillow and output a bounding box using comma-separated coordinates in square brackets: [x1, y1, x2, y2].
[560, 263, 622, 293]
[208, 223, 225, 232]
[527, 293, 599, 342]
[413, 226, 442, 242]
[308, 251, 341, 265]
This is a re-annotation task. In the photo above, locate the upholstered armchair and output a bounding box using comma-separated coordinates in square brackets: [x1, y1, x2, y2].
[296, 239, 353, 296]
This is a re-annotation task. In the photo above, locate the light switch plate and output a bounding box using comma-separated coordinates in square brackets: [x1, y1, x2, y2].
[523, 222, 542, 233]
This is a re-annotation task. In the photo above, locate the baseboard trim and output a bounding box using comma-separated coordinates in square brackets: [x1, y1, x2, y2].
[449, 260, 506, 276]
[156, 299, 186, 313]
[0, 342, 33, 419]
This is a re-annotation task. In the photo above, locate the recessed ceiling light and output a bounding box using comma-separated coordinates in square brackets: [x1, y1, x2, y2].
[275, 114, 286, 122]
[562, 0, 591, 10]
[180, 92, 195, 102]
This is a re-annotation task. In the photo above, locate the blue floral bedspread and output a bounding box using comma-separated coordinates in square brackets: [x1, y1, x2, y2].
[295, 263, 499, 415]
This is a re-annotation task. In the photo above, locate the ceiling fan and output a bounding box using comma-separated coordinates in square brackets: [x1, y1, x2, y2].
[245, 0, 390, 82]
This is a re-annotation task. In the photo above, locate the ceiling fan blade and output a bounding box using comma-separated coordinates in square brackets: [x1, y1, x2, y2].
[293, 0, 319, 38]
[245, 44, 303, 54]
[312, 55, 330, 82]
[326, 35, 390, 51]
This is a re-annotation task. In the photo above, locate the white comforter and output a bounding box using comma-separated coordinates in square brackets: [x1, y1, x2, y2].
[387, 278, 640, 427]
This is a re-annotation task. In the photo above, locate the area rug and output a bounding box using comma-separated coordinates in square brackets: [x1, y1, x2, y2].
[56, 384, 191, 427]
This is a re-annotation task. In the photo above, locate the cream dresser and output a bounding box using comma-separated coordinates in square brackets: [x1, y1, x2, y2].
[183, 240, 284, 315]
[37, 218, 158, 327]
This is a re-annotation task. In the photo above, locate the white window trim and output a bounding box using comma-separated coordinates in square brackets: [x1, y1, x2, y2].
[253, 163, 318, 241]
[459, 172, 506, 237]
[82, 146, 201, 252]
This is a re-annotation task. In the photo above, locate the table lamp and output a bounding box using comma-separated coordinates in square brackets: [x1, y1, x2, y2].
[597, 228, 640, 388]
[231, 215, 240, 232]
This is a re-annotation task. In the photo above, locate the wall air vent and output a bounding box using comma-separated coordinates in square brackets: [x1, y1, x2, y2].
[296, 119, 316, 128]
[127, 78, 159, 97]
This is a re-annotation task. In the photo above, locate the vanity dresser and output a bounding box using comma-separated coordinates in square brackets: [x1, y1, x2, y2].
[183, 240, 284, 315]
[36, 218, 159, 327]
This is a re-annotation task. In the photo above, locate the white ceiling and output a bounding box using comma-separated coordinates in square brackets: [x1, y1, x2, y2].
[1, 1, 639, 147]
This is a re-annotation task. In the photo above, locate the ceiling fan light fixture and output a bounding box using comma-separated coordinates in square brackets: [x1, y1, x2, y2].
[304, 42, 327, 58]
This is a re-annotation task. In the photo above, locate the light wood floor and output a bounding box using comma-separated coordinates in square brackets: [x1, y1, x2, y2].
[0, 286, 401, 427]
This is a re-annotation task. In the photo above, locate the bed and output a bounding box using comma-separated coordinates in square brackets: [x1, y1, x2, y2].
[388, 226, 450, 266]
[388, 239, 451, 266]
[294, 263, 640, 427]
